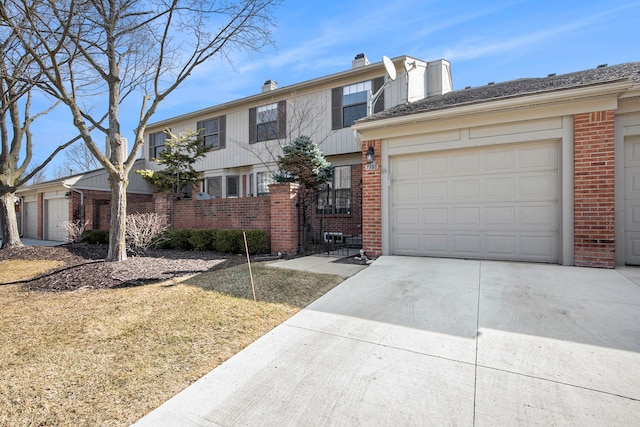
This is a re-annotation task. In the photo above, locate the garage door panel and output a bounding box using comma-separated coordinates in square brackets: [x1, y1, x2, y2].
[24, 201, 38, 238]
[45, 198, 69, 241]
[520, 235, 557, 259]
[396, 208, 419, 226]
[423, 181, 448, 201]
[452, 180, 481, 199]
[485, 235, 516, 256]
[485, 150, 515, 170]
[452, 234, 481, 254]
[423, 208, 448, 225]
[391, 141, 559, 263]
[395, 182, 419, 202]
[394, 157, 420, 178]
[624, 167, 640, 198]
[485, 207, 515, 227]
[519, 174, 557, 199]
[485, 177, 515, 198]
[625, 139, 640, 264]
[519, 144, 557, 169]
[451, 152, 481, 173]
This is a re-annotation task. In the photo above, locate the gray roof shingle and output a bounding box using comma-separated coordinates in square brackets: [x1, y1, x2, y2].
[362, 61, 640, 122]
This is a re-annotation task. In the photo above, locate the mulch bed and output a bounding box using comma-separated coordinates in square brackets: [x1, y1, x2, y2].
[0, 243, 246, 292]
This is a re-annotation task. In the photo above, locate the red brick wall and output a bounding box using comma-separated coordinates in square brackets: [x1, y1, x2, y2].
[80, 190, 153, 230]
[37, 193, 44, 239]
[269, 182, 299, 255]
[361, 140, 382, 258]
[169, 196, 270, 231]
[574, 110, 616, 268]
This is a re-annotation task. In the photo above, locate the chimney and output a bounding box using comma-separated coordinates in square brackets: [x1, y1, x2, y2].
[352, 53, 370, 69]
[262, 79, 277, 92]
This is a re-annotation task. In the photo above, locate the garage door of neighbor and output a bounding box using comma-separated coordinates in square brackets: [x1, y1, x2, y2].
[624, 138, 640, 265]
[390, 141, 559, 262]
[45, 198, 69, 241]
[24, 201, 38, 238]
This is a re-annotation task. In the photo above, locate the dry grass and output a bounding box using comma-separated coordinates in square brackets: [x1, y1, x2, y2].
[0, 262, 344, 426]
[0, 260, 65, 284]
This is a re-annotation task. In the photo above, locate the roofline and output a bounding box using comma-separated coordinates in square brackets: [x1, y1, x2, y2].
[147, 55, 418, 129]
[353, 79, 634, 136]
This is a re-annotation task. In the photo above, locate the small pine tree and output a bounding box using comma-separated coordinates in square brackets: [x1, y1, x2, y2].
[136, 129, 211, 195]
[276, 135, 332, 190]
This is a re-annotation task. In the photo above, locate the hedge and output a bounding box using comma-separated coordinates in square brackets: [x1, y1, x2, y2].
[160, 228, 269, 254]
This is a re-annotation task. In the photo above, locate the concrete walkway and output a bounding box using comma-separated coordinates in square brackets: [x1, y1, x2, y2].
[134, 256, 640, 426]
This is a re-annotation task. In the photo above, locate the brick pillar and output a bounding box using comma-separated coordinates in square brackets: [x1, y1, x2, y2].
[574, 110, 615, 268]
[269, 182, 299, 255]
[154, 193, 175, 228]
[362, 140, 382, 258]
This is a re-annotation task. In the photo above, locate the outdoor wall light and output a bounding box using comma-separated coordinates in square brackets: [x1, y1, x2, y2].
[64, 191, 71, 200]
[366, 146, 375, 164]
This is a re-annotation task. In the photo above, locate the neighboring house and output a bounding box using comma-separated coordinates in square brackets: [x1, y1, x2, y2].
[15, 159, 153, 241]
[354, 62, 640, 268]
[143, 54, 452, 243]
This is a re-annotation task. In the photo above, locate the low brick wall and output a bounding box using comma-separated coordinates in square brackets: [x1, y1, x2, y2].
[168, 196, 271, 232]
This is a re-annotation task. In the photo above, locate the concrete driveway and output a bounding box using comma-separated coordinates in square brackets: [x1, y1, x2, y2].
[134, 256, 640, 426]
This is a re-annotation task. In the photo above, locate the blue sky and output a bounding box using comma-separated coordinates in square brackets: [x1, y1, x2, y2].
[30, 0, 640, 176]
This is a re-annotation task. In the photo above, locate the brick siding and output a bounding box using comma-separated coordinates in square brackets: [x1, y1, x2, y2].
[573, 110, 616, 268]
[361, 140, 382, 258]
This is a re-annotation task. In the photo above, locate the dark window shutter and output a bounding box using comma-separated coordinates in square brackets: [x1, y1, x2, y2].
[277, 100, 287, 139]
[219, 115, 226, 149]
[331, 87, 342, 130]
[248, 107, 257, 144]
[372, 76, 385, 113]
[149, 134, 153, 159]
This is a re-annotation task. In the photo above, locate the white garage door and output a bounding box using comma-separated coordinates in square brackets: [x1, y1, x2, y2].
[45, 198, 69, 241]
[24, 201, 38, 238]
[391, 141, 559, 262]
[624, 138, 640, 265]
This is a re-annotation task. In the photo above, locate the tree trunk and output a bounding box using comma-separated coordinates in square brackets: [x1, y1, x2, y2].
[0, 192, 23, 248]
[106, 177, 127, 262]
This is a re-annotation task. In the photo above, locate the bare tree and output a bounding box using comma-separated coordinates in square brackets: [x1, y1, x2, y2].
[0, 0, 280, 261]
[60, 142, 103, 175]
[0, 22, 85, 248]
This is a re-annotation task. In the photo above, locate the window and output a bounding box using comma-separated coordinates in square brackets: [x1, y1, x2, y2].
[249, 100, 286, 143]
[257, 172, 274, 195]
[227, 176, 239, 198]
[149, 131, 167, 159]
[257, 103, 278, 141]
[342, 81, 371, 127]
[248, 173, 254, 197]
[317, 166, 352, 214]
[197, 116, 226, 149]
[206, 177, 222, 198]
[331, 77, 384, 129]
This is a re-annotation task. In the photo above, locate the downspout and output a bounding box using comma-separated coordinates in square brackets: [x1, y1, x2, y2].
[63, 183, 85, 223]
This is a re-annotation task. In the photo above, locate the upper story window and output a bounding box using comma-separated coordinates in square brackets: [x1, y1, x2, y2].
[149, 131, 167, 159]
[342, 81, 371, 127]
[332, 77, 384, 129]
[249, 100, 287, 143]
[197, 116, 226, 149]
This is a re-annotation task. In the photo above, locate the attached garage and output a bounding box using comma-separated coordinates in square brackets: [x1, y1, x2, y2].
[44, 198, 69, 241]
[390, 141, 559, 263]
[624, 137, 640, 265]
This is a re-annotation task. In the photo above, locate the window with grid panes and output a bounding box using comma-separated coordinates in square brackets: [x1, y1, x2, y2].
[317, 165, 351, 214]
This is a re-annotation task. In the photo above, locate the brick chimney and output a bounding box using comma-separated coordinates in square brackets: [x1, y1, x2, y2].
[262, 79, 277, 92]
[352, 53, 370, 69]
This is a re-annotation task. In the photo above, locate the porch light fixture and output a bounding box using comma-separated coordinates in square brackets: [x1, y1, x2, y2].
[366, 146, 375, 164]
[64, 191, 71, 199]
